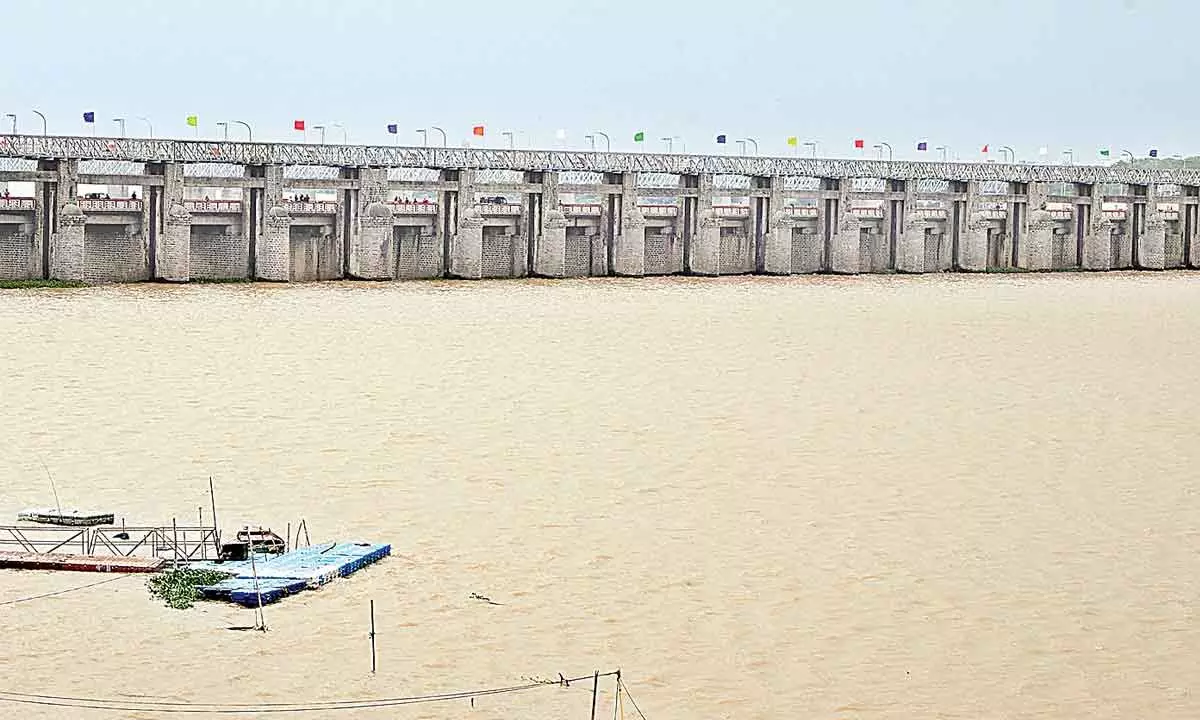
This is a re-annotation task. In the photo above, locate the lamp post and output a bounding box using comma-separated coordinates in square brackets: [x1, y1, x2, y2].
[430, 126, 447, 148]
[215, 122, 228, 140]
[112, 118, 127, 138]
[31, 110, 47, 136]
[661, 137, 673, 153]
[673, 136, 686, 153]
[935, 145, 948, 162]
[585, 134, 595, 151]
[313, 125, 326, 144]
[592, 131, 611, 152]
[4, 114, 15, 134]
[872, 143, 883, 160]
[1120, 150, 1134, 163]
[501, 131, 514, 149]
[879, 142, 892, 161]
[999, 146, 1014, 163]
[1063, 149, 1074, 165]
[136, 116, 153, 138]
[803, 141, 818, 158]
[416, 129, 428, 147]
[233, 120, 252, 142]
[330, 122, 348, 144]
[736, 140, 747, 156]
[742, 138, 758, 156]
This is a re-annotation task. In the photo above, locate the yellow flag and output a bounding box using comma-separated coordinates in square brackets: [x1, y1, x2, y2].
[786, 136, 798, 147]
[186, 115, 198, 127]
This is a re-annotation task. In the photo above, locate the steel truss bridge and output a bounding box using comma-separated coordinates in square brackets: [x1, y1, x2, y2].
[0, 134, 1192, 186]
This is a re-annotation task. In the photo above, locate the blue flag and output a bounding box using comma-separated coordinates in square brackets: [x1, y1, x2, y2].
[917, 141, 927, 151]
[83, 111, 95, 123]
[1149, 149, 1159, 157]
[716, 134, 726, 144]
[387, 124, 398, 134]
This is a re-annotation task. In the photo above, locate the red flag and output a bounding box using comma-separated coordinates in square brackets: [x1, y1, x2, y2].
[294, 120, 305, 131]
[473, 125, 485, 137]
[854, 139, 864, 149]
[981, 144, 989, 153]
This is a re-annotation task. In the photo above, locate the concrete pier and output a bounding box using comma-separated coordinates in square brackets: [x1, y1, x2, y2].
[0, 134, 1197, 284]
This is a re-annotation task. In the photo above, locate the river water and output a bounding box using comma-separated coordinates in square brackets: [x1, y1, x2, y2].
[0, 273, 1198, 720]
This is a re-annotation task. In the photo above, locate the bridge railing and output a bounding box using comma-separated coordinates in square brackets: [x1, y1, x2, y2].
[76, 198, 143, 212]
[0, 197, 35, 211]
[184, 200, 242, 213]
[282, 200, 339, 214]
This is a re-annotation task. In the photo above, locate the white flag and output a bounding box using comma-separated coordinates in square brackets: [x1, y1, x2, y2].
[555, 129, 567, 141]
[1038, 147, 1048, 156]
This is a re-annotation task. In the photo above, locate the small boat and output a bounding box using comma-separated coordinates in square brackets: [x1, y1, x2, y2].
[236, 527, 286, 555]
[17, 508, 115, 527]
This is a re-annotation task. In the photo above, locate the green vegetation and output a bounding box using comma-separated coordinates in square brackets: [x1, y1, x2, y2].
[147, 568, 233, 609]
[0, 279, 87, 289]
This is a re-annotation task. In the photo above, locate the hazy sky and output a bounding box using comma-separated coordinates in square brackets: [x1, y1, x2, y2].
[0, 0, 1191, 161]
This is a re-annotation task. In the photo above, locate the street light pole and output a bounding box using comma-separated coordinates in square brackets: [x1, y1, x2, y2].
[803, 141, 818, 158]
[416, 129, 428, 147]
[313, 125, 326, 144]
[736, 140, 747, 156]
[216, 122, 228, 140]
[3, 114, 15, 134]
[1063, 149, 1074, 165]
[330, 122, 348, 144]
[1120, 150, 1135, 163]
[31, 110, 46, 136]
[501, 131, 514, 149]
[936, 145, 948, 162]
[1000, 146, 1014, 163]
[584, 135, 595, 151]
[233, 120, 252, 142]
[673, 136, 686, 153]
[430, 126, 447, 147]
[879, 142, 893, 161]
[743, 138, 758, 155]
[592, 131, 610, 152]
[661, 137, 673, 153]
[112, 118, 126, 137]
[136, 116, 154, 138]
[872, 144, 883, 160]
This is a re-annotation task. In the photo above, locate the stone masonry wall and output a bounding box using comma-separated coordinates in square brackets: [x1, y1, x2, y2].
[190, 226, 249, 280]
[481, 227, 514, 278]
[0, 223, 35, 280]
[83, 226, 148, 283]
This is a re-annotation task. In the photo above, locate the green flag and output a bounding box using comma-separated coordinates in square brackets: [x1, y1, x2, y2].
[633, 131, 644, 142]
[1099, 148, 1110, 157]
[186, 115, 198, 127]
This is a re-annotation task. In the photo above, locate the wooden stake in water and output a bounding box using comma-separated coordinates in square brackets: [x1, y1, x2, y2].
[208, 477, 221, 555]
[247, 526, 267, 631]
[590, 670, 599, 720]
[369, 599, 377, 674]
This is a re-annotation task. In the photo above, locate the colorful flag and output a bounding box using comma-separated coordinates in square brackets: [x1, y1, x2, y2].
[1099, 148, 1110, 157]
[917, 141, 927, 151]
[786, 136, 798, 147]
[83, 112, 95, 123]
[1149, 149, 1159, 157]
[854, 139, 864, 149]
[981, 144, 989, 153]
[716, 134, 726, 144]
[634, 131, 645, 142]
[387, 124, 398, 134]
[294, 120, 305, 131]
[186, 115, 198, 128]
[473, 125, 485, 137]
